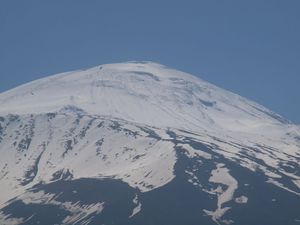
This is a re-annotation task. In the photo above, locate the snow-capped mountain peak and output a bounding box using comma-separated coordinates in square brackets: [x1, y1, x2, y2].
[0, 62, 292, 134]
[0, 62, 299, 225]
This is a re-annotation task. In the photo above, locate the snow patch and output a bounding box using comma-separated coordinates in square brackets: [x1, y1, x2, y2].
[20, 190, 104, 224]
[178, 143, 212, 160]
[203, 164, 238, 224]
[129, 195, 142, 218]
[235, 196, 248, 204]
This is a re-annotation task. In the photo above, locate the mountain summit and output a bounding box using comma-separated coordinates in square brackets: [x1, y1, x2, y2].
[0, 62, 299, 225]
[0, 62, 291, 131]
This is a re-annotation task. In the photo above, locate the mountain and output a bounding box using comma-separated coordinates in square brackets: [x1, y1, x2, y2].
[0, 61, 299, 225]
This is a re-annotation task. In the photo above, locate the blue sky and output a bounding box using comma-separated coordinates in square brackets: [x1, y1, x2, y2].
[0, 0, 299, 123]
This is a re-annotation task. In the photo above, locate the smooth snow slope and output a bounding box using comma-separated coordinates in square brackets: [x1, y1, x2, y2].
[0, 61, 295, 135]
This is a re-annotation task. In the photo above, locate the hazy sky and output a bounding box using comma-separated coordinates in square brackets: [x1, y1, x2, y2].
[0, 0, 299, 123]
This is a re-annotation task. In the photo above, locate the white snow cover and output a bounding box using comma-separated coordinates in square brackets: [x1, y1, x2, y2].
[203, 164, 238, 224]
[129, 195, 142, 218]
[9, 190, 104, 225]
[0, 61, 296, 135]
[235, 196, 248, 204]
[0, 61, 299, 215]
[0, 116, 177, 205]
